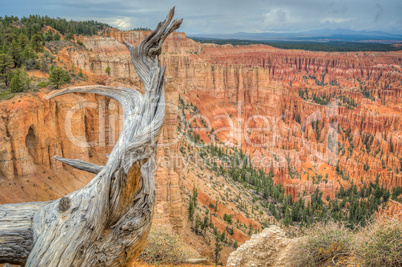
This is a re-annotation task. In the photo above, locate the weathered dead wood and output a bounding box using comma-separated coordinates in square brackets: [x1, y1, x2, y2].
[0, 202, 49, 265]
[0, 7, 182, 266]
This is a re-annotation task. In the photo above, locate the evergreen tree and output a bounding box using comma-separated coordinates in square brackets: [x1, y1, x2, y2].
[18, 33, 29, 48]
[214, 235, 222, 265]
[202, 213, 209, 233]
[188, 199, 195, 223]
[65, 33, 74, 40]
[53, 33, 61, 41]
[44, 30, 53, 41]
[233, 240, 238, 249]
[192, 185, 198, 208]
[48, 66, 70, 89]
[0, 54, 13, 86]
[30, 34, 43, 52]
[9, 41, 22, 67]
[105, 66, 111, 76]
[283, 208, 292, 227]
[194, 214, 202, 234]
[9, 67, 29, 92]
[22, 45, 37, 69]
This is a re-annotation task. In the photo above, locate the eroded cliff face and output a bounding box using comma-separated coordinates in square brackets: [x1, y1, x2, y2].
[0, 91, 113, 202]
[0, 29, 401, 263]
[72, 30, 401, 201]
[0, 81, 185, 233]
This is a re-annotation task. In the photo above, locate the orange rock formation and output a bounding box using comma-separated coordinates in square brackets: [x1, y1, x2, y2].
[0, 29, 401, 237]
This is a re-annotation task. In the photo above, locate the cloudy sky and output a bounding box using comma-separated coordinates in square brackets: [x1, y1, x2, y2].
[1, 0, 402, 34]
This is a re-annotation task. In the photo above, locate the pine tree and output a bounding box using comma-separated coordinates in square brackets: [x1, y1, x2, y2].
[202, 213, 209, 233]
[22, 45, 37, 70]
[41, 59, 48, 72]
[44, 30, 53, 42]
[9, 67, 29, 93]
[283, 208, 292, 227]
[214, 235, 222, 265]
[0, 54, 13, 86]
[9, 41, 22, 67]
[30, 34, 43, 53]
[48, 67, 70, 89]
[70, 63, 75, 74]
[192, 185, 198, 208]
[233, 240, 238, 249]
[65, 33, 74, 40]
[188, 199, 195, 223]
[18, 33, 29, 49]
[104, 66, 111, 76]
[195, 214, 202, 234]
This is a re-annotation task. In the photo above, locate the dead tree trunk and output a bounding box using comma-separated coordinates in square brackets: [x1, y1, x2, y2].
[0, 7, 182, 266]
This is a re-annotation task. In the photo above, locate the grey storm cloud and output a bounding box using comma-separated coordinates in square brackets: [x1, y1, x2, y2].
[1, 0, 401, 34]
[375, 3, 383, 22]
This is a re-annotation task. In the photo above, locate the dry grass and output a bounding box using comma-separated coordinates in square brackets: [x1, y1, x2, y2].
[291, 217, 402, 267]
[293, 220, 353, 266]
[354, 217, 402, 267]
[131, 262, 210, 267]
[139, 225, 196, 265]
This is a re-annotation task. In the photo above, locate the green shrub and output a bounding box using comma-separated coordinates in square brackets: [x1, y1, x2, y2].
[36, 81, 49, 88]
[0, 91, 16, 101]
[77, 40, 85, 47]
[355, 217, 402, 266]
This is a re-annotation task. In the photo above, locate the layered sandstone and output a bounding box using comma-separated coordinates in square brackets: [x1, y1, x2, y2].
[0, 80, 185, 233]
[69, 29, 402, 199]
[379, 200, 402, 221]
[1, 28, 401, 233]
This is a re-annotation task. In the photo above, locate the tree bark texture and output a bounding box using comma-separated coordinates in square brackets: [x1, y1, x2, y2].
[0, 7, 182, 266]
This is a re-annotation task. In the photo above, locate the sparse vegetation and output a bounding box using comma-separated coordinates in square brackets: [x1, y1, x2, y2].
[294, 217, 402, 267]
[178, 96, 393, 230]
[355, 217, 402, 267]
[139, 225, 186, 265]
[294, 220, 353, 266]
[214, 235, 223, 265]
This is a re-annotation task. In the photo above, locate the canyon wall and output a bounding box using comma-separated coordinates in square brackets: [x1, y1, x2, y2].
[0, 80, 185, 233]
[1, 29, 401, 232]
[0, 92, 115, 202]
[73, 30, 401, 200]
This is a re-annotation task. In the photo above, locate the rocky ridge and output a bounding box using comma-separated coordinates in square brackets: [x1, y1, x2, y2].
[226, 225, 300, 267]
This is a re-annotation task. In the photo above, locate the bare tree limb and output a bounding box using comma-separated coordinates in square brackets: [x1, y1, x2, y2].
[0, 202, 49, 265]
[0, 7, 181, 266]
[53, 156, 105, 174]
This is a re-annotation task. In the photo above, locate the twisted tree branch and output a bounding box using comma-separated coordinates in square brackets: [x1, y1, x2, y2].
[0, 7, 181, 266]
